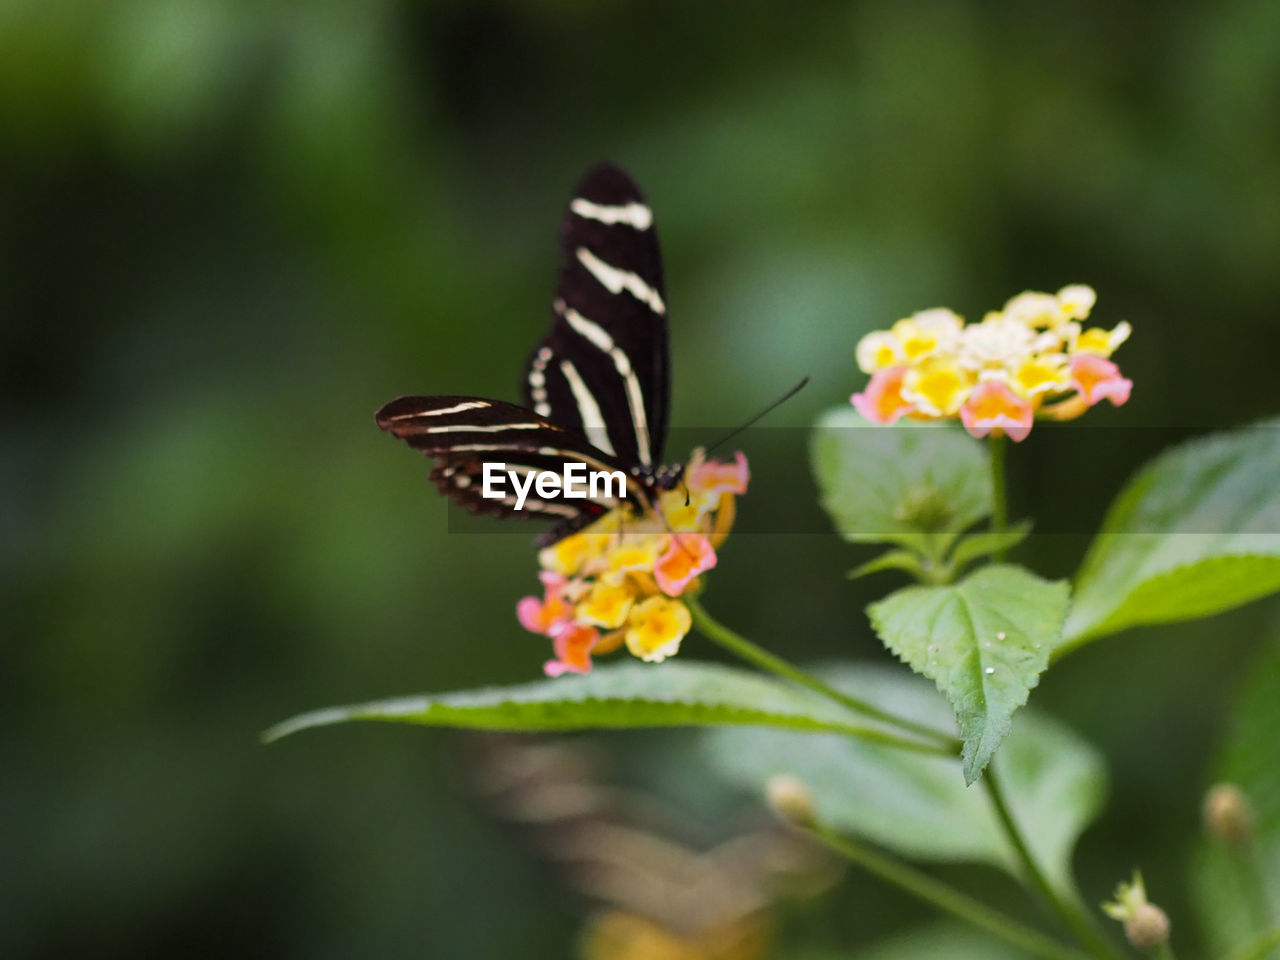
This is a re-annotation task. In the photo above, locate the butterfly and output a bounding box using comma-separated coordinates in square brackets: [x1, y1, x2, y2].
[467, 734, 841, 960]
[376, 164, 683, 545]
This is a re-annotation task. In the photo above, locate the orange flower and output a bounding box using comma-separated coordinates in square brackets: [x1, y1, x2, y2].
[1069, 354, 1133, 407]
[850, 284, 1132, 441]
[850, 366, 915, 424]
[544, 622, 599, 677]
[517, 451, 748, 676]
[653, 534, 717, 596]
[960, 380, 1034, 442]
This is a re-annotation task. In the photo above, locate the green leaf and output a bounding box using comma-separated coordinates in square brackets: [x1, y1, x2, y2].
[702, 665, 1106, 898]
[1063, 421, 1280, 651]
[811, 407, 990, 554]
[867, 565, 1071, 784]
[1191, 635, 1280, 958]
[848, 549, 929, 582]
[781, 924, 1030, 960]
[855, 924, 1030, 960]
[263, 660, 896, 743]
[947, 521, 1033, 575]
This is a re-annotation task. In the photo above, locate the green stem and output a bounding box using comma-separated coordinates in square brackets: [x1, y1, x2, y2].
[1240, 844, 1276, 939]
[1154, 943, 1177, 960]
[685, 596, 960, 753]
[984, 771, 1126, 960]
[811, 823, 1093, 960]
[1224, 928, 1280, 960]
[989, 433, 1008, 560]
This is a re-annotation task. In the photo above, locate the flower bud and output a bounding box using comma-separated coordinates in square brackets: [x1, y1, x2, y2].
[1124, 903, 1170, 950]
[1103, 871, 1171, 950]
[1203, 783, 1255, 846]
[766, 774, 815, 829]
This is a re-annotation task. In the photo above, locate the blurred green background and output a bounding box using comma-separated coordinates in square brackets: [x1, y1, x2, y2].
[4, 0, 1280, 957]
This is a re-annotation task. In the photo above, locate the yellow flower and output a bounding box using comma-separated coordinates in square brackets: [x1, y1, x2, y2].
[520, 452, 748, 676]
[855, 330, 904, 373]
[1008, 355, 1071, 398]
[1057, 283, 1097, 320]
[902, 359, 972, 416]
[1003, 290, 1066, 328]
[890, 308, 963, 361]
[1004, 284, 1097, 328]
[1074, 320, 1131, 357]
[625, 596, 692, 663]
[850, 283, 1131, 442]
[576, 581, 636, 629]
[658, 489, 711, 533]
[604, 535, 667, 575]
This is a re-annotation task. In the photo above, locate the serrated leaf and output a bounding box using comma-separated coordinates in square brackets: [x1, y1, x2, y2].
[702, 665, 1106, 898]
[868, 565, 1070, 783]
[947, 521, 1033, 574]
[1191, 635, 1280, 957]
[1063, 421, 1280, 652]
[811, 407, 990, 554]
[264, 660, 899, 743]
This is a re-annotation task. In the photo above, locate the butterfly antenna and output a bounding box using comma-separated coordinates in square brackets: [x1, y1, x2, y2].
[702, 376, 810, 458]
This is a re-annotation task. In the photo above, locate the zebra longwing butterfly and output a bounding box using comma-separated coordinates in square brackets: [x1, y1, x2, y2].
[467, 734, 840, 960]
[376, 164, 684, 545]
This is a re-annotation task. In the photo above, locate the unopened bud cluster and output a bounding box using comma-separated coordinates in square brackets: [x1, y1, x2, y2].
[766, 774, 815, 829]
[1103, 871, 1170, 950]
[1203, 782, 1255, 846]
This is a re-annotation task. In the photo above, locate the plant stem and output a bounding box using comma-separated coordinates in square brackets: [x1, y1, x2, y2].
[1154, 943, 1177, 960]
[1225, 928, 1280, 960]
[685, 595, 960, 752]
[989, 434, 1008, 560]
[1240, 844, 1276, 940]
[815, 722, 966, 756]
[983, 770, 1126, 960]
[810, 822, 1094, 960]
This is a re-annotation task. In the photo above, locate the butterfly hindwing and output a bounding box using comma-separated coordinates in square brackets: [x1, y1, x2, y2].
[375, 395, 641, 537]
[524, 164, 670, 471]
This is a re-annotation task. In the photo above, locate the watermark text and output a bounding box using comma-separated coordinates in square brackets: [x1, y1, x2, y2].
[481, 462, 626, 510]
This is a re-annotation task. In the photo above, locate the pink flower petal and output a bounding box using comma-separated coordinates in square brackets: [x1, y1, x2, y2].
[517, 573, 572, 635]
[960, 380, 1034, 442]
[543, 623, 598, 677]
[517, 596, 546, 633]
[653, 534, 717, 596]
[1070, 354, 1132, 407]
[688, 451, 750, 495]
[851, 366, 914, 424]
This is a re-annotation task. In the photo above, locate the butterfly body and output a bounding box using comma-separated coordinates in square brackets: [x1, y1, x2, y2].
[376, 164, 682, 545]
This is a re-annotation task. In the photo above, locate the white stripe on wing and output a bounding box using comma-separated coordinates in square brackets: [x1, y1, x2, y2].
[419, 422, 545, 434]
[569, 198, 653, 230]
[561, 307, 652, 466]
[559, 358, 617, 457]
[576, 247, 666, 315]
[384, 399, 490, 420]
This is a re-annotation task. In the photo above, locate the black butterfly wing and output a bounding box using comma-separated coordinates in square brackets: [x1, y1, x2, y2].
[523, 164, 670, 473]
[376, 395, 644, 541]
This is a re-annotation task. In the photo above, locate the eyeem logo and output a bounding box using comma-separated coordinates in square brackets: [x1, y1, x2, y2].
[481, 462, 627, 510]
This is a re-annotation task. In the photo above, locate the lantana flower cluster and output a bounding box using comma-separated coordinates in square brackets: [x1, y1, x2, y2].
[851, 285, 1132, 441]
[517, 450, 749, 677]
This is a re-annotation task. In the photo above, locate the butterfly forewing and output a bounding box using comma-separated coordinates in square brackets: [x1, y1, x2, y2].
[523, 164, 670, 471]
[380, 164, 675, 545]
[375, 395, 634, 534]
